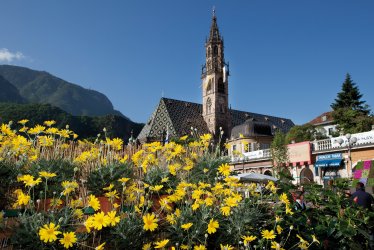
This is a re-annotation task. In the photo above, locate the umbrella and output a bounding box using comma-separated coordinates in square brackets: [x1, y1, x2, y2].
[234, 173, 278, 183]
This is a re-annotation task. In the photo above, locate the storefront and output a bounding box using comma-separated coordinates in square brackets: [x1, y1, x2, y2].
[287, 142, 312, 184]
[315, 153, 344, 186]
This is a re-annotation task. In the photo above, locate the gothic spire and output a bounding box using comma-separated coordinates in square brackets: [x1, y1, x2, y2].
[208, 9, 221, 43]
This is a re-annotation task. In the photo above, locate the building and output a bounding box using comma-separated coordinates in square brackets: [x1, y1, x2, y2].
[308, 111, 337, 137]
[137, 12, 294, 143]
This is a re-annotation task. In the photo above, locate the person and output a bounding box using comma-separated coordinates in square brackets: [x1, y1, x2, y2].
[293, 191, 306, 211]
[351, 182, 374, 210]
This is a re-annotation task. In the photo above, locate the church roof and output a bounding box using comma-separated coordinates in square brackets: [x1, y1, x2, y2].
[137, 97, 294, 142]
[136, 98, 209, 142]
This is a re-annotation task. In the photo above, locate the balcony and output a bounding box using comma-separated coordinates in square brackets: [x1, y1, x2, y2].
[312, 130, 374, 153]
[230, 148, 272, 164]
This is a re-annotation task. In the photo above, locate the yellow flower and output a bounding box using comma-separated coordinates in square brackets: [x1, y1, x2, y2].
[106, 211, 120, 226]
[18, 174, 42, 187]
[39, 223, 61, 243]
[28, 125, 46, 134]
[73, 209, 83, 219]
[161, 177, 169, 183]
[119, 155, 129, 163]
[143, 213, 158, 231]
[92, 212, 110, 230]
[242, 235, 257, 245]
[181, 222, 193, 230]
[312, 234, 320, 244]
[150, 185, 164, 192]
[220, 206, 231, 216]
[220, 244, 234, 250]
[62, 181, 79, 195]
[194, 245, 207, 250]
[59, 231, 77, 249]
[207, 219, 219, 234]
[13, 189, 30, 207]
[276, 225, 283, 234]
[108, 137, 123, 150]
[18, 119, 29, 125]
[166, 214, 176, 225]
[180, 135, 188, 141]
[143, 243, 152, 250]
[38, 135, 55, 147]
[285, 204, 294, 215]
[296, 234, 308, 244]
[218, 163, 231, 177]
[44, 120, 56, 127]
[275, 216, 281, 223]
[103, 184, 114, 191]
[118, 177, 130, 184]
[39, 171, 57, 179]
[265, 181, 277, 194]
[191, 202, 200, 211]
[95, 242, 106, 250]
[261, 229, 276, 240]
[88, 195, 101, 211]
[200, 133, 212, 141]
[154, 239, 169, 249]
[57, 129, 71, 138]
[105, 190, 119, 200]
[271, 241, 285, 250]
[279, 193, 290, 205]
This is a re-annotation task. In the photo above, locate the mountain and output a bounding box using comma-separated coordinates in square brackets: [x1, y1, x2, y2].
[0, 75, 24, 103]
[0, 103, 144, 141]
[0, 65, 128, 119]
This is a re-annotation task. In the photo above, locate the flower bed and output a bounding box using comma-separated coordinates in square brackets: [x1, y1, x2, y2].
[0, 121, 373, 249]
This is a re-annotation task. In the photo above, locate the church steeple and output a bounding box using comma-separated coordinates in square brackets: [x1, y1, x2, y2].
[202, 10, 230, 137]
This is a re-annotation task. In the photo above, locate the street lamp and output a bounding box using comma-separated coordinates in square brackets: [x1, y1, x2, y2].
[337, 133, 357, 178]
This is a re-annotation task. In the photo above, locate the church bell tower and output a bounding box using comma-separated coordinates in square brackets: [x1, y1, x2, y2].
[202, 10, 230, 136]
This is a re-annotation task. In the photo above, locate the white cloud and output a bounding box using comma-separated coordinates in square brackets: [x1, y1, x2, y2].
[0, 48, 25, 62]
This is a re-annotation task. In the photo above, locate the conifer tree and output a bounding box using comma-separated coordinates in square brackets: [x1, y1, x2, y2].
[331, 73, 369, 114]
[331, 73, 372, 133]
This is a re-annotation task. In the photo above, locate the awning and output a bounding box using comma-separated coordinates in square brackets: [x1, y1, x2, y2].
[315, 159, 342, 168]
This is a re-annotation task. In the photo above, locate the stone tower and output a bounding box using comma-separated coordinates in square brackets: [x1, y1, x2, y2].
[202, 11, 230, 137]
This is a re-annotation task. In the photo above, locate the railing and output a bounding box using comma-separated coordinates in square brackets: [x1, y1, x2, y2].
[312, 130, 374, 152]
[230, 148, 272, 164]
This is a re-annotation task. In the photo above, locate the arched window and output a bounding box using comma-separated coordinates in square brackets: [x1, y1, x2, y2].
[218, 78, 224, 93]
[206, 80, 212, 94]
[264, 170, 273, 176]
[207, 47, 211, 57]
[206, 98, 212, 114]
[300, 168, 314, 184]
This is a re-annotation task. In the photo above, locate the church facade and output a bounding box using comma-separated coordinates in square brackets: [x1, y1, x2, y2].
[137, 13, 294, 143]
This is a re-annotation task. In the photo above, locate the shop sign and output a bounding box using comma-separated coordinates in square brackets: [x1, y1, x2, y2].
[317, 153, 342, 161]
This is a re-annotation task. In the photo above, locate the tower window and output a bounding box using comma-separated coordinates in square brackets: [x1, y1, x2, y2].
[206, 80, 212, 94]
[218, 78, 224, 93]
[206, 97, 212, 114]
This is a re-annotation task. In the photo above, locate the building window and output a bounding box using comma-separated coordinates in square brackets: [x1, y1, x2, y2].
[206, 80, 212, 94]
[218, 78, 224, 93]
[328, 128, 333, 135]
[232, 145, 236, 151]
[322, 115, 327, 122]
[206, 97, 212, 114]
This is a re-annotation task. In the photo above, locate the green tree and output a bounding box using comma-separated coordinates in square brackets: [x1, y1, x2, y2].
[331, 74, 373, 133]
[331, 73, 370, 114]
[285, 124, 326, 144]
[271, 131, 289, 177]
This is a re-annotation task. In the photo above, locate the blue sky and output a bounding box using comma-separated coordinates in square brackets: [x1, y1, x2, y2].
[1, 1, 373, 125]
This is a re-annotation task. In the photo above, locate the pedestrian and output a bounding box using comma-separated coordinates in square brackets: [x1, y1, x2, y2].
[351, 182, 374, 210]
[293, 191, 306, 211]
